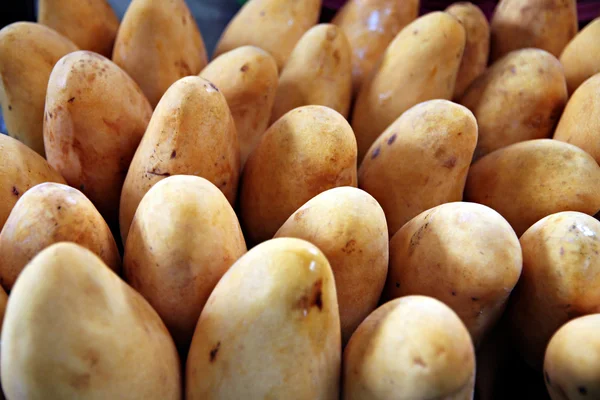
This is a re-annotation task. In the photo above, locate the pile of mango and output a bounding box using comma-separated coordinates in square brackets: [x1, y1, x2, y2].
[0, 0, 600, 398]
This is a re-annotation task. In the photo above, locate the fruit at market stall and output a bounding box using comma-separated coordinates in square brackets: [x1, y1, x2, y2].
[359, 99, 477, 237]
[0, 22, 78, 156]
[112, 0, 208, 107]
[490, 0, 578, 61]
[123, 175, 247, 351]
[351, 11, 465, 160]
[0, 182, 120, 291]
[0, 134, 66, 232]
[274, 186, 388, 345]
[332, 0, 419, 95]
[1, 243, 181, 400]
[213, 0, 322, 71]
[199, 46, 278, 170]
[459, 48, 567, 161]
[465, 139, 600, 236]
[445, 2, 490, 99]
[38, 0, 119, 57]
[240, 105, 357, 245]
[559, 17, 600, 95]
[554, 73, 600, 164]
[119, 76, 240, 243]
[270, 23, 352, 123]
[343, 296, 476, 400]
[507, 212, 600, 371]
[186, 238, 340, 399]
[44, 50, 152, 229]
[544, 314, 600, 400]
[383, 202, 522, 346]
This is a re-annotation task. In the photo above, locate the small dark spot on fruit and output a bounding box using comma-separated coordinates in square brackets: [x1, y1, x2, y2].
[443, 157, 457, 168]
[171, 150, 177, 159]
[182, 15, 187, 25]
[579, 386, 588, 395]
[260, 10, 266, 16]
[80, 184, 85, 191]
[560, 247, 564, 256]
[68, 97, 75, 103]
[538, 67, 544, 74]
[11, 186, 19, 196]
[457, 131, 462, 136]
[48, 112, 53, 119]
[240, 64, 249, 72]
[510, 66, 516, 74]
[413, 356, 426, 367]
[371, 146, 381, 159]
[296, 280, 324, 314]
[209, 342, 221, 363]
[471, 297, 479, 301]
[413, 29, 419, 35]
[342, 239, 357, 254]
[395, 282, 400, 288]
[57, 206, 62, 210]
[7, 105, 12, 111]
[452, 291, 457, 296]
[387, 133, 397, 146]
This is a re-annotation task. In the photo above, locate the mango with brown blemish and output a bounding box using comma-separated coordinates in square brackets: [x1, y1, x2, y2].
[270, 24, 352, 123]
[185, 238, 341, 399]
[343, 296, 476, 400]
[0, 22, 78, 156]
[240, 105, 357, 245]
[507, 212, 600, 371]
[0, 242, 181, 399]
[358, 99, 477, 237]
[213, 0, 322, 71]
[458, 48, 567, 161]
[465, 139, 600, 237]
[351, 11, 466, 160]
[0, 182, 120, 291]
[112, 0, 208, 107]
[274, 186, 388, 345]
[559, 17, 600, 95]
[123, 175, 246, 352]
[119, 76, 239, 244]
[0, 134, 66, 232]
[43, 50, 152, 228]
[383, 202, 522, 346]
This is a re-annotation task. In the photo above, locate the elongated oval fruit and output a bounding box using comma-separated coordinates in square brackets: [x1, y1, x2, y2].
[38, 0, 119, 57]
[465, 139, 600, 236]
[459, 48, 567, 160]
[343, 296, 476, 400]
[120, 76, 240, 243]
[0, 134, 66, 231]
[274, 187, 388, 345]
[240, 105, 357, 245]
[490, 0, 578, 61]
[270, 24, 352, 123]
[508, 212, 600, 370]
[0, 182, 120, 291]
[384, 202, 522, 346]
[359, 99, 477, 237]
[0, 22, 78, 156]
[545, 314, 600, 400]
[332, 0, 419, 95]
[113, 0, 208, 107]
[213, 0, 322, 70]
[351, 11, 466, 160]
[44, 50, 152, 228]
[199, 46, 278, 169]
[124, 176, 247, 352]
[560, 17, 600, 95]
[186, 238, 341, 399]
[445, 2, 490, 99]
[1, 242, 181, 399]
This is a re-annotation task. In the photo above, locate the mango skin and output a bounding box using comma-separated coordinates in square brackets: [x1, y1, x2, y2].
[38, 0, 119, 57]
[0, 242, 181, 400]
[124, 175, 247, 352]
[351, 11, 466, 161]
[112, 0, 208, 107]
[343, 296, 476, 400]
[119, 76, 240, 243]
[560, 17, 600, 95]
[213, 0, 322, 71]
[0, 134, 66, 232]
[199, 46, 278, 170]
[465, 139, 600, 237]
[0, 22, 78, 156]
[359, 99, 477, 237]
[332, 0, 419, 95]
[44, 50, 152, 228]
[275, 186, 388, 345]
[507, 212, 600, 371]
[0, 182, 120, 291]
[383, 202, 522, 346]
[186, 237, 341, 400]
[240, 105, 357, 245]
[544, 314, 600, 400]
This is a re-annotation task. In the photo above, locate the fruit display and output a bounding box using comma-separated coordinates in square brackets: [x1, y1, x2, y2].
[0, 0, 600, 399]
